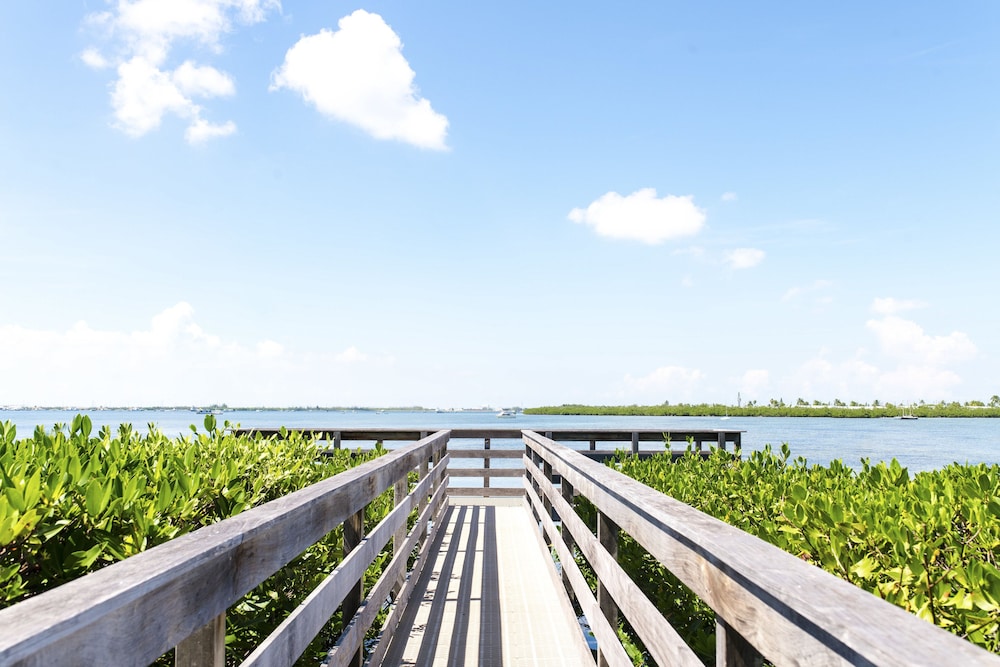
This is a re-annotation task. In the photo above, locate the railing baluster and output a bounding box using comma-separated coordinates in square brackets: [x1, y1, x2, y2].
[560, 478, 576, 599]
[175, 613, 225, 667]
[716, 616, 764, 667]
[393, 475, 408, 594]
[484, 436, 491, 490]
[597, 510, 620, 667]
[343, 509, 365, 667]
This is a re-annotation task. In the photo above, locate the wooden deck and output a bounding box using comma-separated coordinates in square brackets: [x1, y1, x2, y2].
[379, 498, 592, 667]
[4, 428, 1000, 667]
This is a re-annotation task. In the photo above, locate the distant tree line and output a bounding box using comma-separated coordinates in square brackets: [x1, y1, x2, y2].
[525, 397, 1000, 418]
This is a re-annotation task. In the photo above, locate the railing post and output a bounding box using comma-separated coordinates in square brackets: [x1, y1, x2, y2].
[718, 431, 726, 452]
[419, 454, 429, 540]
[631, 431, 639, 456]
[597, 511, 619, 667]
[333, 431, 341, 449]
[560, 478, 575, 597]
[542, 457, 554, 543]
[175, 612, 225, 667]
[734, 432, 742, 457]
[393, 474, 408, 594]
[343, 509, 365, 667]
[484, 437, 491, 490]
[716, 616, 764, 667]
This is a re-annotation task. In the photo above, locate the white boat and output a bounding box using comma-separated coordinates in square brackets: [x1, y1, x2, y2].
[497, 409, 516, 418]
[899, 403, 918, 420]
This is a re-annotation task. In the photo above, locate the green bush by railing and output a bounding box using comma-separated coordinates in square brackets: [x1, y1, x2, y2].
[601, 445, 1000, 663]
[0, 415, 389, 664]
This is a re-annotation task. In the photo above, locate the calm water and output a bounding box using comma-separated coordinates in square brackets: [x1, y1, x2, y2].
[1, 409, 997, 473]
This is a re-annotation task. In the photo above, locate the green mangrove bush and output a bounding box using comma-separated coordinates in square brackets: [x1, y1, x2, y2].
[601, 445, 1000, 663]
[0, 415, 389, 665]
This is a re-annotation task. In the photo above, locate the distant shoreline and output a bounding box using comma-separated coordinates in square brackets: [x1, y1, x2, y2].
[524, 403, 1000, 418]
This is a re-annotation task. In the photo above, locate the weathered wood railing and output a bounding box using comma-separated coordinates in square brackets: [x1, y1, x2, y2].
[0, 431, 450, 667]
[237, 427, 743, 499]
[522, 430, 1000, 667]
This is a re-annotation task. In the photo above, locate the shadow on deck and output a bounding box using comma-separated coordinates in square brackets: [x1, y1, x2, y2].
[381, 499, 591, 667]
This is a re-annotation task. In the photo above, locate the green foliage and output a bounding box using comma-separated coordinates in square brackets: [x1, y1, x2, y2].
[606, 446, 1000, 662]
[525, 402, 1000, 418]
[0, 417, 387, 665]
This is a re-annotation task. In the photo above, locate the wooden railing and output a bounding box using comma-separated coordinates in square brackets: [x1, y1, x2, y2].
[236, 427, 743, 499]
[0, 431, 450, 667]
[522, 430, 1000, 667]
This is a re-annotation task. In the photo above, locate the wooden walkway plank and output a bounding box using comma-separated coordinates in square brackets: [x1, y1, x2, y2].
[376, 499, 593, 667]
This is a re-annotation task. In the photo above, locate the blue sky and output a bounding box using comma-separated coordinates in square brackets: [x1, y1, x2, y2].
[1, 1, 998, 408]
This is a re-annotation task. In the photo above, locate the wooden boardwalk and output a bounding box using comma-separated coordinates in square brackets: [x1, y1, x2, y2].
[380, 498, 593, 667]
[4, 428, 999, 667]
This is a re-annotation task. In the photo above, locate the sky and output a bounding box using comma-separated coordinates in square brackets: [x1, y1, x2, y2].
[1, 1, 998, 409]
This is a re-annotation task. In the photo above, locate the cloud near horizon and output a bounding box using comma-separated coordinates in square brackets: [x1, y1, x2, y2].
[0, 303, 388, 406]
[569, 188, 706, 244]
[271, 10, 449, 150]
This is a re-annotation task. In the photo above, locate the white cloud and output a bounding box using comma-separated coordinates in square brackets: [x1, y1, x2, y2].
[738, 369, 770, 399]
[335, 346, 369, 363]
[173, 61, 236, 97]
[81, 48, 110, 69]
[724, 247, 765, 269]
[785, 311, 978, 402]
[0, 303, 402, 406]
[186, 118, 237, 143]
[782, 279, 833, 302]
[271, 10, 449, 150]
[623, 365, 705, 402]
[721, 192, 738, 202]
[866, 315, 976, 365]
[568, 188, 705, 244]
[870, 297, 927, 315]
[111, 57, 195, 136]
[82, 0, 277, 143]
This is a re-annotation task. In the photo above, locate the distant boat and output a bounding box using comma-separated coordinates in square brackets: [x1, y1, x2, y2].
[497, 409, 516, 418]
[899, 404, 918, 420]
[721, 408, 731, 421]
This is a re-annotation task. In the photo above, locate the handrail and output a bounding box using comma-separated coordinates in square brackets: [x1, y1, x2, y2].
[522, 430, 1000, 667]
[233, 428, 744, 498]
[0, 430, 450, 667]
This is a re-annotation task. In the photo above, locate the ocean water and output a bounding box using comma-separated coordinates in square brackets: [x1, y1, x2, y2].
[1, 409, 997, 473]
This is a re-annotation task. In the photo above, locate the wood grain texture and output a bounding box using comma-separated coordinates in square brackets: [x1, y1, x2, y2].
[447, 467, 525, 477]
[524, 482, 632, 667]
[444, 486, 525, 497]
[175, 613, 225, 667]
[326, 482, 449, 667]
[523, 431, 1000, 667]
[241, 464, 446, 667]
[0, 432, 450, 667]
[525, 464, 703, 667]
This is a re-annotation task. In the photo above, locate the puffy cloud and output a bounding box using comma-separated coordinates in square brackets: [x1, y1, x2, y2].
[173, 61, 235, 97]
[271, 10, 449, 150]
[568, 188, 705, 244]
[185, 118, 237, 143]
[870, 297, 927, 315]
[624, 365, 705, 402]
[81, 48, 110, 69]
[738, 369, 770, 398]
[82, 0, 277, 143]
[0, 303, 405, 406]
[866, 315, 976, 365]
[724, 247, 765, 270]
